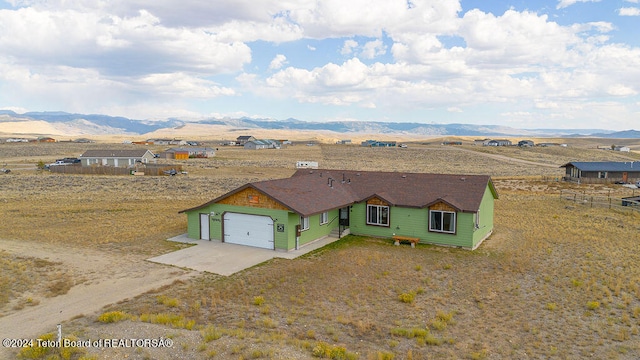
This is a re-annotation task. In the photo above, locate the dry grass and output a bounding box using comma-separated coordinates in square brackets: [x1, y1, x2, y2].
[88, 186, 640, 359]
[0, 253, 67, 314]
[3, 140, 640, 359]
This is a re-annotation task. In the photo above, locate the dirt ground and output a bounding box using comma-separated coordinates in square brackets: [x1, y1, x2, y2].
[0, 239, 194, 358]
[1, 140, 640, 359]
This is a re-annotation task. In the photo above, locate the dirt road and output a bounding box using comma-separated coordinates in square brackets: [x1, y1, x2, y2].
[0, 239, 194, 358]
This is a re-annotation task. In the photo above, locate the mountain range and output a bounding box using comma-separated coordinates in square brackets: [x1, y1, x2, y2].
[1, 110, 638, 138]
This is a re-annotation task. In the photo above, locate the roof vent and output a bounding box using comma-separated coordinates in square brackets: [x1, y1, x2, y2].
[460, 177, 466, 181]
[402, 175, 407, 178]
[356, 173, 360, 176]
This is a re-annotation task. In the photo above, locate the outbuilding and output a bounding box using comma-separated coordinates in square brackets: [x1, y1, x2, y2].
[561, 161, 640, 184]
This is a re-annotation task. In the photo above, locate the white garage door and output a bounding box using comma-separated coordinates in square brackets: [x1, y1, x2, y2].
[223, 213, 274, 249]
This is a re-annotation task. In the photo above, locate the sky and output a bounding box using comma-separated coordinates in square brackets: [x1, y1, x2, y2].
[0, 0, 639, 130]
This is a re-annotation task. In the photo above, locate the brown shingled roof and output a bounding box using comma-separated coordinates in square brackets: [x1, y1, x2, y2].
[181, 169, 497, 217]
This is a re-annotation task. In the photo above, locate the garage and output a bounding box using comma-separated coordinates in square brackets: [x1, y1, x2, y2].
[223, 213, 274, 249]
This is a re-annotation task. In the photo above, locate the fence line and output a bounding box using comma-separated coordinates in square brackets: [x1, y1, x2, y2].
[49, 164, 183, 176]
[559, 190, 640, 214]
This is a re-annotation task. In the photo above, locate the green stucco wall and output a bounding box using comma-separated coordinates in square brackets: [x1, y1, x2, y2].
[349, 204, 477, 248]
[472, 186, 495, 248]
[185, 206, 339, 251]
[296, 209, 340, 248]
[184, 184, 495, 251]
[348, 183, 496, 249]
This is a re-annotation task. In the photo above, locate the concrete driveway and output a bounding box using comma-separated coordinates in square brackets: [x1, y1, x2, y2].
[148, 234, 341, 276]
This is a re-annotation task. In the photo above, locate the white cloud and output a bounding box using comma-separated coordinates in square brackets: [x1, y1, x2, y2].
[619, 7, 640, 15]
[557, 0, 601, 10]
[268, 54, 288, 70]
[361, 39, 386, 59]
[447, 107, 463, 113]
[0, 8, 252, 76]
[341, 39, 358, 55]
[0, 0, 639, 129]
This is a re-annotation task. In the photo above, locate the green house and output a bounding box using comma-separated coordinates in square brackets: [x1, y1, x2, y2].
[179, 170, 498, 250]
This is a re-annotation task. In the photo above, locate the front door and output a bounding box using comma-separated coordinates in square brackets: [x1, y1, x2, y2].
[623, 172, 628, 183]
[200, 213, 210, 240]
[339, 207, 350, 227]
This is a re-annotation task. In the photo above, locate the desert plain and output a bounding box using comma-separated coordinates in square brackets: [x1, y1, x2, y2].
[1, 135, 640, 359]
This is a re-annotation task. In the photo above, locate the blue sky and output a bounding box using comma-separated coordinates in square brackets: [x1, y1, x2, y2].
[0, 0, 638, 130]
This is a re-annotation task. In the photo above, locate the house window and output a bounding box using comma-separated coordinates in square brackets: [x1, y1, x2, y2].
[598, 171, 607, 179]
[300, 216, 309, 231]
[430, 210, 456, 234]
[367, 205, 389, 226]
[320, 212, 328, 225]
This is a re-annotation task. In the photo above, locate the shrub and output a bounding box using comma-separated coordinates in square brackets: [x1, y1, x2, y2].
[253, 295, 265, 306]
[202, 325, 224, 342]
[157, 295, 180, 307]
[586, 301, 600, 310]
[140, 312, 196, 329]
[390, 327, 428, 338]
[97, 311, 133, 323]
[311, 341, 357, 359]
[398, 292, 415, 304]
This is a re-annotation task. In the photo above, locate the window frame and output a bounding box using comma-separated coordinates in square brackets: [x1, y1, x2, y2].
[366, 204, 390, 227]
[300, 216, 309, 231]
[429, 210, 456, 234]
[320, 211, 329, 225]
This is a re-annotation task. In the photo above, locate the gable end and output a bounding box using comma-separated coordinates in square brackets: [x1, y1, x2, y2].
[218, 187, 290, 211]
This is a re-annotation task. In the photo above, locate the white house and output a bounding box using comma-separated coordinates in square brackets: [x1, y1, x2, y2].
[613, 146, 630, 152]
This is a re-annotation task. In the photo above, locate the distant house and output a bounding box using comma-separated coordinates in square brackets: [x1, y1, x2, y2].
[538, 142, 561, 147]
[295, 161, 319, 169]
[180, 169, 498, 251]
[161, 147, 215, 159]
[613, 146, 630, 152]
[34, 137, 56, 143]
[518, 140, 535, 147]
[474, 139, 491, 146]
[147, 139, 186, 146]
[561, 161, 640, 184]
[236, 136, 256, 146]
[5, 138, 30, 143]
[486, 139, 512, 146]
[336, 139, 352, 145]
[244, 139, 279, 150]
[361, 140, 397, 147]
[80, 149, 156, 167]
[442, 141, 462, 146]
